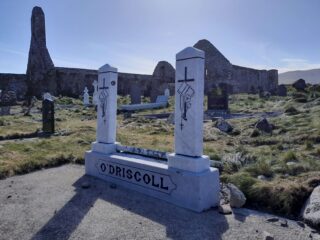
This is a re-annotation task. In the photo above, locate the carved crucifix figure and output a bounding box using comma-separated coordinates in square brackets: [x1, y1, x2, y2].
[99, 78, 109, 124]
[177, 67, 195, 130]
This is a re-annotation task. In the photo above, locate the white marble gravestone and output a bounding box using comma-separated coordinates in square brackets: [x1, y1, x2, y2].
[91, 64, 118, 153]
[164, 88, 170, 97]
[92, 80, 98, 105]
[167, 47, 210, 172]
[85, 57, 219, 212]
[83, 87, 90, 106]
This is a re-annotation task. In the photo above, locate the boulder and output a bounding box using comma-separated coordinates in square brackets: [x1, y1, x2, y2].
[215, 118, 233, 133]
[301, 185, 320, 229]
[293, 79, 307, 91]
[227, 183, 246, 208]
[255, 118, 273, 134]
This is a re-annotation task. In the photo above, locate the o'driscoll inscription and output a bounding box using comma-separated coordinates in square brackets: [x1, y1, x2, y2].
[95, 159, 177, 194]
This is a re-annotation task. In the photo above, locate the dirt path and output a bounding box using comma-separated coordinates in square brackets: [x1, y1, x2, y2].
[0, 164, 318, 240]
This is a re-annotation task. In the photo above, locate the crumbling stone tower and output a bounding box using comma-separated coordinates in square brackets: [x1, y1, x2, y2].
[26, 6, 55, 97]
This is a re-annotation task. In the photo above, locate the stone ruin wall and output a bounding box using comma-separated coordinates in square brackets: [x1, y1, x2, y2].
[0, 74, 27, 100]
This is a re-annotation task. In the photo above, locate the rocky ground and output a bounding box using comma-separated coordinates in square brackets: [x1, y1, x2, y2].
[0, 164, 318, 240]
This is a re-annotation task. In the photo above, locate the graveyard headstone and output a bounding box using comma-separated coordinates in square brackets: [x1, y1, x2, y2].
[130, 84, 142, 104]
[164, 88, 170, 97]
[42, 98, 54, 134]
[278, 85, 287, 97]
[83, 87, 90, 106]
[207, 87, 229, 113]
[92, 80, 98, 105]
[85, 52, 219, 213]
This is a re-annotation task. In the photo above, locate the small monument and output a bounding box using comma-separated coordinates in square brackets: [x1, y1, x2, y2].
[83, 87, 90, 106]
[130, 84, 142, 104]
[164, 88, 170, 97]
[42, 95, 54, 134]
[207, 86, 229, 114]
[0, 92, 12, 116]
[92, 80, 98, 105]
[85, 50, 219, 212]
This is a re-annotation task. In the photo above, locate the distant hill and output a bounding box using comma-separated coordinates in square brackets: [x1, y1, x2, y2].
[279, 69, 320, 84]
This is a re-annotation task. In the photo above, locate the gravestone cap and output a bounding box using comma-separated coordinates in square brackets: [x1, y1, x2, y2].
[84, 87, 89, 93]
[176, 47, 205, 60]
[99, 64, 117, 73]
[43, 92, 53, 101]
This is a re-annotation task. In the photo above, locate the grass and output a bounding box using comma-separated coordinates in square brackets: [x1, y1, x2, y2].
[0, 88, 320, 218]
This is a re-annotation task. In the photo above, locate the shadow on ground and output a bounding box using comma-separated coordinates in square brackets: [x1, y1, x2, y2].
[32, 174, 229, 240]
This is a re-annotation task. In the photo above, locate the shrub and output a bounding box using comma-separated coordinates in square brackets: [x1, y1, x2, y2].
[282, 151, 298, 163]
[284, 106, 299, 115]
[221, 172, 257, 197]
[305, 141, 314, 150]
[245, 160, 273, 178]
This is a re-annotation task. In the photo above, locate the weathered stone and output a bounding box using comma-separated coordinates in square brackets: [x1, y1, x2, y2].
[258, 175, 269, 181]
[293, 79, 307, 91]
[130, 83, 142, 104]
[207, 87, 229, 112]
[26, 6, 54, 97]
[278, 84, 287, 96]
[218, 204, 232, 215]
[266, 217, 279, 222]
[81, 181, 90, 189]
[263, 231, 274, 240]
[42, 98, 54, 134]
[301, 185, 320, 229]
[255, 118, 273, 134]
[0, 91, 16, 106]
[215, 118, 233, 133]
[228, 183, 246, 208]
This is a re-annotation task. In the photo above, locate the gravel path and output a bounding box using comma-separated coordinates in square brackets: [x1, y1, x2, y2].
[0, 164, 318, 240]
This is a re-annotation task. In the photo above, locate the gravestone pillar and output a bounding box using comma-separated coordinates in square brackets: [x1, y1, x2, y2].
[92, 80, 98, 105]
[91, 64, 118, 153]
[130, 83, 141, 104]
[42, 98, 54, 134]
[168, 47, 209, 172]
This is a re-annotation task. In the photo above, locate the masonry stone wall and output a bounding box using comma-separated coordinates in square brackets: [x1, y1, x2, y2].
[0, 74, 27, 99]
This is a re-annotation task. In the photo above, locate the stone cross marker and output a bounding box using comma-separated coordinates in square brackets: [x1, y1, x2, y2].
[174, 47, 205, 157]
[95, 64, 118, 145]
[83, 87, 89, 106]
[168, 47, 210, 172]
[92, 80, 98, 105]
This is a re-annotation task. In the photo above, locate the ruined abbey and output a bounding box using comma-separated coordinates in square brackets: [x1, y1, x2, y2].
[0, 6, 278, 100]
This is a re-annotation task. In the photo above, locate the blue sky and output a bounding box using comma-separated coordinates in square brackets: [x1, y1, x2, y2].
[0, 0, 319, 74]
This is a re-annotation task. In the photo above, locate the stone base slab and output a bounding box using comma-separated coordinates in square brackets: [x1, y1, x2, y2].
[85, 151, 220, 212]
[91, 142, 118, 154]
[168, 153, 210, 173]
